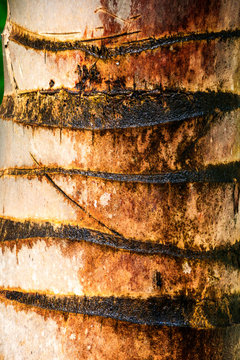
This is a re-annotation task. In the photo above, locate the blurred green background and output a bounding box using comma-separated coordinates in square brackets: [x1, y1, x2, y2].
[0, 0, 7, 103]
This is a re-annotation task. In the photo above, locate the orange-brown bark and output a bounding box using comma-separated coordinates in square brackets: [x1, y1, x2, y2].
[0, 0, 239, 358]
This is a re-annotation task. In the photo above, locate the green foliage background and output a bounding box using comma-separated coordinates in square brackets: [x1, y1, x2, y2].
[0, 0, 7, 103]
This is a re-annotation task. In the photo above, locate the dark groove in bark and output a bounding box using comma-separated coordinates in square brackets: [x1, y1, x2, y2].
[1, 161, 240, 184]
[1, 290, 240, 328]
[9, 21, 240, 59]
[0, 218, 239, 269]
[1, 89, 239, 130]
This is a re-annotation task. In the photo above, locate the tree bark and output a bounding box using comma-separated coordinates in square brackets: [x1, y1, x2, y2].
[0, 0, 240, 358]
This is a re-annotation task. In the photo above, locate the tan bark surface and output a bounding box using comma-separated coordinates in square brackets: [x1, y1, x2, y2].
[0, 0, 240, 358]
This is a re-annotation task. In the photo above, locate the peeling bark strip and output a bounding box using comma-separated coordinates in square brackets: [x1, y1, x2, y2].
[1, 290, 240, 328]
[1, 89, 240, 130]
[2, 161, 240, 184]
[0, 217, 239, 269]
[9, 21, 240, 58]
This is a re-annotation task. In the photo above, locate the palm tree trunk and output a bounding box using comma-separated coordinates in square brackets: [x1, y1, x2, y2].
[0, 0, 240, 358]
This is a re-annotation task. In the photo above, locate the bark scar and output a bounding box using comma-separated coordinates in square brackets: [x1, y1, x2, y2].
[29, 153, 123, 238]
[95, 7, 131, 25]
[2, 22, 19, 92]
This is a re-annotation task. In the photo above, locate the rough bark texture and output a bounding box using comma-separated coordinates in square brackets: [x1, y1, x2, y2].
[0, 0, 240, 359]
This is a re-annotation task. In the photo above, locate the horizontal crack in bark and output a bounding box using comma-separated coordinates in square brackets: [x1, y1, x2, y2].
[9, 21, 240, 59]
[1, 161, 240, 184]
[0, 217, 239, 269]
[1, 89, 239, 130]
[1, 290, 239, 328]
